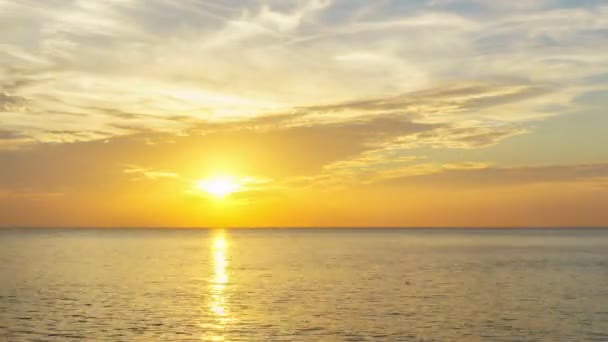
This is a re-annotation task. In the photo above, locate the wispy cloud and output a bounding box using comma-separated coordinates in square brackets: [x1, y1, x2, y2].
[383, 162, 608, 188]
[2, 0, 605, 144]
[123, 166, 179, 181]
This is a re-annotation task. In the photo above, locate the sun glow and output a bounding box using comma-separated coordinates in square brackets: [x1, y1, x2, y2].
[196, 176, 241, 198]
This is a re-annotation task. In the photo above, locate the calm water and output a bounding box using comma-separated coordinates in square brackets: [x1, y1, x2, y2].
[1, 228, 608, 341]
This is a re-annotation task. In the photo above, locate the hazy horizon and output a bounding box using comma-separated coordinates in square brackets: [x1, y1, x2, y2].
[3, 226, 608, 230]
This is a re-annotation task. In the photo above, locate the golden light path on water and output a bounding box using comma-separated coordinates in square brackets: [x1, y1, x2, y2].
[205, 230, 230, 341]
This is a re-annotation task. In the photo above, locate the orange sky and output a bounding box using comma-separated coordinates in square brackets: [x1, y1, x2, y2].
[1, 0, 607, 227]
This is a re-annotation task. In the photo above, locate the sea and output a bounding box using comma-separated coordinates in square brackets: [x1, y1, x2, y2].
[1, 228, 608, 341]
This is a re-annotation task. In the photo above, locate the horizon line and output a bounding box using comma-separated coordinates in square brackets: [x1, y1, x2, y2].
[2, 226, 608, 230]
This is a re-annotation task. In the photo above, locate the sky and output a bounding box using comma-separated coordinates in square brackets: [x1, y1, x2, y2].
[1, 0, 607, 227]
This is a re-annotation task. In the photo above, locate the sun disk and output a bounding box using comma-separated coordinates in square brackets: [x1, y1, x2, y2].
[196, 176, 241, 198]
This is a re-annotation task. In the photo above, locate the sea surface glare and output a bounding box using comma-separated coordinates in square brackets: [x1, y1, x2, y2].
[1, 228, 608, 341]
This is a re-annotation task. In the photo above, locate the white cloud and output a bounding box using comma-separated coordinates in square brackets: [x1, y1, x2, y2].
[0, 0, 606, 170]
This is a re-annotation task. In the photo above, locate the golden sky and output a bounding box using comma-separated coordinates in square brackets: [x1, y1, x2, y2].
[1, 0, 607, 227]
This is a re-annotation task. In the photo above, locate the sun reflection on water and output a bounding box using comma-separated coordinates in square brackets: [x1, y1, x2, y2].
[205, 230, 230, 341]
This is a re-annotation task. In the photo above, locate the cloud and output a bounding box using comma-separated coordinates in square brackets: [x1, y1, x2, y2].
[0, 130, 26, 140]
[383, 162, 608, 188]
[294, 83, 555, 129]
[123, 166, 179, 181]
[299, 160, 608, 190]
[2, 0, 601, 147]
[0, 114, 431, 192]
[393, 125, 528, 149]
[317, 159, 493, 186]
[0, 92, 26, 111]
[0, 129, 34, 150]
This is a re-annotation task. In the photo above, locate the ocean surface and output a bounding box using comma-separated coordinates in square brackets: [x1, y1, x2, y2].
[1, 228, 608, 341]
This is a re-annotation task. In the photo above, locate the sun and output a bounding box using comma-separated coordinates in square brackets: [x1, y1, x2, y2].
[196, 176, 241, 198]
